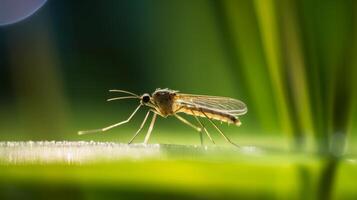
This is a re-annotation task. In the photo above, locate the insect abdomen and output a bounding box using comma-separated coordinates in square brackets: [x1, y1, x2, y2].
[179, 106, 241, 126]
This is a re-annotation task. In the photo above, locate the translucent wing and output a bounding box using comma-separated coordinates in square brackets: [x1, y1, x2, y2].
[175, 93, 247, 116]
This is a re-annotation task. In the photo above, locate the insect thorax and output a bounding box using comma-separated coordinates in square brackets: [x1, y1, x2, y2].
[152, 89, 177, 116]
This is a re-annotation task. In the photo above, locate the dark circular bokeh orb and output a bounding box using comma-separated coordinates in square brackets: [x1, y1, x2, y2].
[0, 0, 47, 26]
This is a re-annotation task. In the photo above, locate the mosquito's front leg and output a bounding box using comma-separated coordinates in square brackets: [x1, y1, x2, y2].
[128, 110, 151, 144]
[78, 104, 142, 135]
[143, 112, 157, 144]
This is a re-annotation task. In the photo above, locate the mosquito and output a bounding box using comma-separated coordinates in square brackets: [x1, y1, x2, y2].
[78, 88, 247, 147]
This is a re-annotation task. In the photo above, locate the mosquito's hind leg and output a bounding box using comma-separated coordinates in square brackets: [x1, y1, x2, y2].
[190, 111, 215, 144]
[174, 114, 204, 146]
[200, 111, 240, 148]
[199, 131, 203, 146]
[128, 110, 151, 144]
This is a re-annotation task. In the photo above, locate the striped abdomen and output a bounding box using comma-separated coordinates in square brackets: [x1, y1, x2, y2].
[178, 106, 241, 126]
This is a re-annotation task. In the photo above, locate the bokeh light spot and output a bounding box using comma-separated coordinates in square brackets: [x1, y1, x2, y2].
[0, 0, 47, 26]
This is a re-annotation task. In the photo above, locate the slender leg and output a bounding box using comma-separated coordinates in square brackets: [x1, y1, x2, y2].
[128, 110, 151, 144]
[174, 114, 204, 145]
[174, 114, 201, 132]
[199, 130, 204, 146]
[78, 104, 141, 135]
[200, 111, 240, 148]
[144, 113, 157, 144]
[190, 111, 215, 144]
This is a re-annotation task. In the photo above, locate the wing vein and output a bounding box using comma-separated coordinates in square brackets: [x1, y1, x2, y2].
[174, 93, 247, 116]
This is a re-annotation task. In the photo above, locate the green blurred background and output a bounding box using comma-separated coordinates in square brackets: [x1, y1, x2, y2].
[0, 0, 357, 199]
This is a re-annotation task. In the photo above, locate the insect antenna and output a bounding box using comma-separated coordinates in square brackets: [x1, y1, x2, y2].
[109, 89, 140, 97]
[107, 96, 139, 101]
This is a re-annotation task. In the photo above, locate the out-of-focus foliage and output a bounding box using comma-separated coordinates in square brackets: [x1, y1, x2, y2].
[0, 0, 356, 199]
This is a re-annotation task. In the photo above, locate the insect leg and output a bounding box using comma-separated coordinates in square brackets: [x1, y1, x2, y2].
[128, 110, 151, 144]
[200, 111, 240, 148]
[190, 111, 215, 144]
[150, 109, 165, 117]
[78, 104, 141, 135]
[198, 130, 203, 145]
[174, 114, 204, 145]
[143, 113, 157, 144]
[174, 114, 202, 132]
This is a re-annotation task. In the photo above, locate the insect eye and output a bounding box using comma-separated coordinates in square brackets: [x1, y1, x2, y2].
[142, 95, 150, 103]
